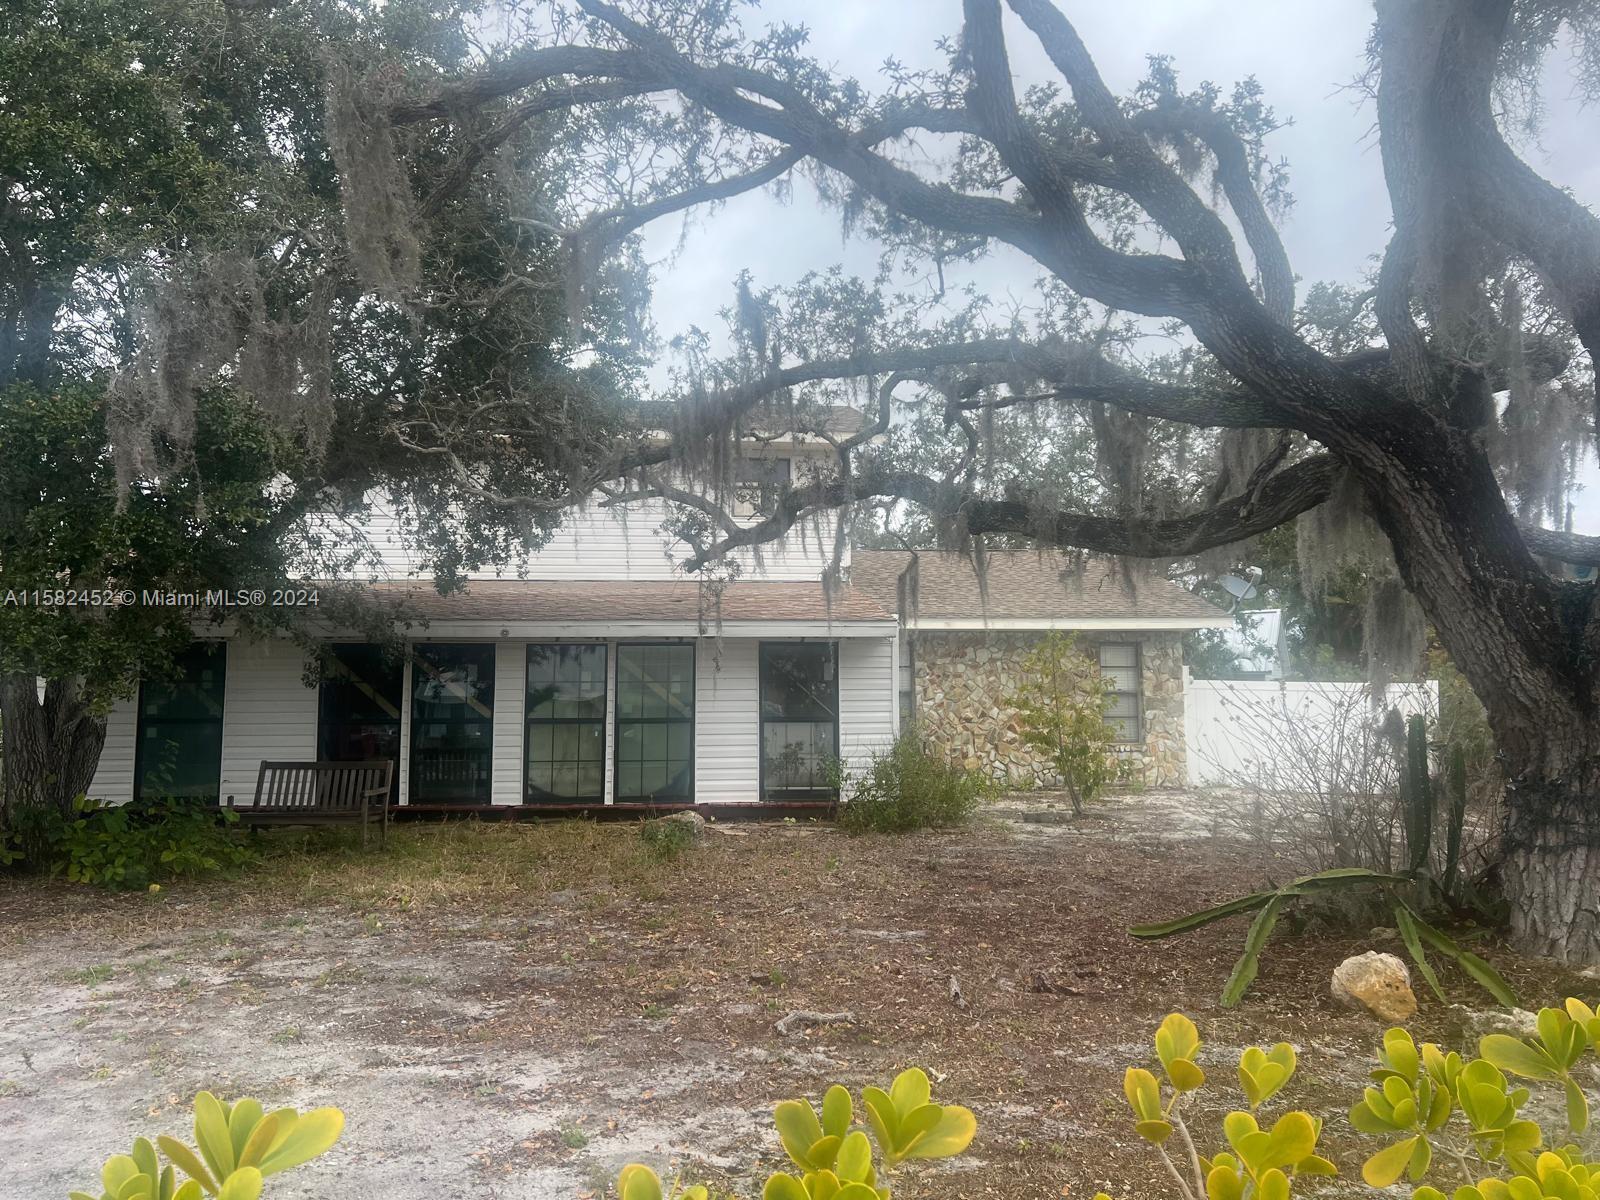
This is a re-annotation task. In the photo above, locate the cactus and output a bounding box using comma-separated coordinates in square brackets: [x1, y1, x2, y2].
[1401, 713, 1433, 876]
[1134, 868, 1518, 1009]
[1441, 743, 1468, 901]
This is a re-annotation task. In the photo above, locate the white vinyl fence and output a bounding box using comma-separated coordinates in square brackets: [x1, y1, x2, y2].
[1183, 674, 1439, 787]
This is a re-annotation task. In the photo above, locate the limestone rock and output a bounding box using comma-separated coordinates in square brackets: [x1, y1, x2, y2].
[1331, 951, 1418, 1022]
[648, 810, 705, 837]
[1452, 1004, 1539, 1040]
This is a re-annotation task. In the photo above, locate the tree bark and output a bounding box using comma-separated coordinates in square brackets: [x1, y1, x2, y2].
[0, 673, 108, 851]
[1330, 412, 1600, 962]
[1498, 751, 1600, 963]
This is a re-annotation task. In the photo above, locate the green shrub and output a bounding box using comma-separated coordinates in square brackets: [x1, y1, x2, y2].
[1010, 631, 1133, 814]
[834, 730, 994, 834]
[48, 795, 256, 889]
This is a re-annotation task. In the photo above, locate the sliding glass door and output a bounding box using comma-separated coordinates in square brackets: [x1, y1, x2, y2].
[135, 642, 226, 802]
[525, 644, 607, 803]
[759, 642, 839, 800]
[614, 643, 694, 803]
[409, 643, 494, 805]
[318, 644, 403, 799]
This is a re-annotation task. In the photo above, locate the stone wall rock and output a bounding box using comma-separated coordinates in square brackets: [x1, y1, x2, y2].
[909, 631, 1188, 787]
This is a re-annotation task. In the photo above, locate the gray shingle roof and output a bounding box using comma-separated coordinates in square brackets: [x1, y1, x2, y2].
[848, 549, 1227, 625]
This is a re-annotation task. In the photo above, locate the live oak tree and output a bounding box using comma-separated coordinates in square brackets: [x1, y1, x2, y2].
[0, 385, 300, 821]
[0, 0, 640, 826]
[350, 0, 1600, 961]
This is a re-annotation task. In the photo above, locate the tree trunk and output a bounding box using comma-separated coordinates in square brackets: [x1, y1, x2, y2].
[1499, 748, 1600, 963]
[1337, 415, 1600, 962]
[0, 672, 109, 850]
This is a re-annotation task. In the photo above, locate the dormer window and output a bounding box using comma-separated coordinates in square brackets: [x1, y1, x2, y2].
[733, 455, 791, 517]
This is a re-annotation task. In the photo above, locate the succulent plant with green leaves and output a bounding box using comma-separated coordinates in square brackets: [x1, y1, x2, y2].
[1353, 999, 1600, 1197]
[615, 1069, 975, 1200]
[616, 1164, 709, 1200]
[1117, 1014, 1336, 1200]
[70, 1092, 344, 1200]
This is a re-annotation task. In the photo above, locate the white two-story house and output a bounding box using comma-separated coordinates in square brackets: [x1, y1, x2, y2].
[83, 407, 1226, 812]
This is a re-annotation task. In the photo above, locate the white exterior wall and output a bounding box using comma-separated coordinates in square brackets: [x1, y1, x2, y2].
[1184, 677, 1439, 786]
[837, 636, 898, 779]
[341, 495, 844, 584]
[219, 639, 317, 805]
[695, 638, 761, 804]
[87, 631, 897, 808]
[86, 697, 138, 803]
[491, 640, 526, 805]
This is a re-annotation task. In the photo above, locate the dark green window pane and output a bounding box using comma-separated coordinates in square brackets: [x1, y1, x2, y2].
[525, 644, 607, 803]
[614, 644, 694, 803]
[317, 644, 403, 800]
[759, 643, 838, 799]
[409, 645, 494, 804]
[412, 644, 495, 719]
[135, 643, 225, 802]
[139, 643, 226, 722]
[320, 644, 404, 724]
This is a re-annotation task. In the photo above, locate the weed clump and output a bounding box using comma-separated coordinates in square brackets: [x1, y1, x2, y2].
[836, 731, 993, 834]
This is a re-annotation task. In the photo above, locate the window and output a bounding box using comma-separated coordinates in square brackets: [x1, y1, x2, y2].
[135, 642, 226, 801]
[1098, 642, 1141, 742]
[614, 643, 694, 802]
[525, 644, 608, 803]
[733, 455, 791, 517]
[318, 644, 403, 799]
[760, 642, 839, 799]
[410, 643, 494, 804]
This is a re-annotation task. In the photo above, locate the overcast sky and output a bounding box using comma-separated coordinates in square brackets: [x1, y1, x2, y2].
[633, 0, 1600, 534]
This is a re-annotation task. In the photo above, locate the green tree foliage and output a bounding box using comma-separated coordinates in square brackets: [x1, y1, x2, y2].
[0, 0, 649, 820]
[1010, 632, 1130, 814]
[0, 383, 312, 831]
[0, 383, 293, 698]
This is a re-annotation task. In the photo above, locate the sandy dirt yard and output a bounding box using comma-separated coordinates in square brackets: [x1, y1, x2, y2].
[1, 791, 1588, 1200]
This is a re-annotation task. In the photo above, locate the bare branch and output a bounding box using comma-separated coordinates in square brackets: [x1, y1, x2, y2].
[681, 453, 1341, 571]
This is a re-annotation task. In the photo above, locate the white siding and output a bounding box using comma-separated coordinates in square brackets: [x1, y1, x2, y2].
[397, 654, 413, 805]
[148, 631, 896, 811]
[491, 641, 525, 804]
[837, 637, 897, 779]
[333, 494, 844, 584]
[603, 642, 617, 804]
[219, 640, 317, 805]
[86, 696, 138, 804]
[695, 638, 760, 804]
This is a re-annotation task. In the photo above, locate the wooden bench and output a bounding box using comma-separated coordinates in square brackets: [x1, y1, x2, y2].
[231, 761, 394, 847]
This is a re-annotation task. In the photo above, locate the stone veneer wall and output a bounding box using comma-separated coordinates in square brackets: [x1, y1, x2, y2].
[910, 631, 1187, 787]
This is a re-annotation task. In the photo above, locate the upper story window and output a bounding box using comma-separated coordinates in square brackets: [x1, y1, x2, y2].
[733, 456, 791, 517]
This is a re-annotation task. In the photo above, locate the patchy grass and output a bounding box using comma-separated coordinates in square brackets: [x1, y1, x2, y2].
[1, 796, 1589, 1200]
[239, 818, 681, 911]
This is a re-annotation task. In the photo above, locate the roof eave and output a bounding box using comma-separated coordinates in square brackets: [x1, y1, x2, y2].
[904, 615, 1231, 631]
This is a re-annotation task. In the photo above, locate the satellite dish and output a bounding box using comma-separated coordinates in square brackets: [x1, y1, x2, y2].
[1218, 574, 1260, 603]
